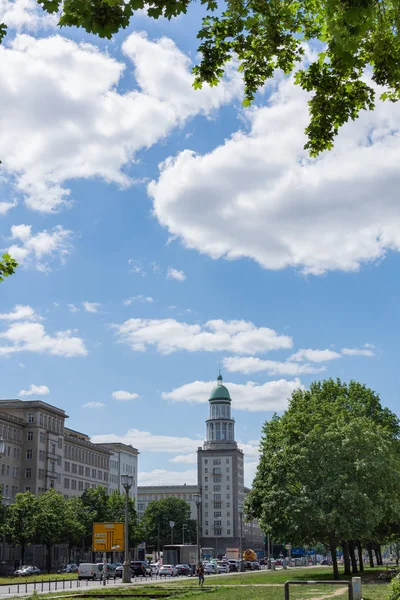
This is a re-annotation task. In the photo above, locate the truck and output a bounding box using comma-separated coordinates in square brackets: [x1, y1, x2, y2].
[162, 545, 198, 570]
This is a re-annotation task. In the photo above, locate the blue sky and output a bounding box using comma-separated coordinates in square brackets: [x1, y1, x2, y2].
[1, 0, 400, 487]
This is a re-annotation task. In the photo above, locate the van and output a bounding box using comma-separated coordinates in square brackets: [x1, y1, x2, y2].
[98, 563, 117, 580]
[78, 563, 102, 580]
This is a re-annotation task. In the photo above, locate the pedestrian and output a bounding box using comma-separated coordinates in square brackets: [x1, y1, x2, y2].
[196, 562, 204, 586]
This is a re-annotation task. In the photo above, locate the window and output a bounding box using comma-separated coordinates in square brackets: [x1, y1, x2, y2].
[72, 463, 77, 474]
[226, 459, 229, 463]
[92, 468, 96, 478]
[227, 511, 230, 517]
[205, 485, 208, 491]
[58, 438, 62, 449]
[226, 485, 230, 490]
[51, 443, 56, 454]
[40, 432, 45, 443]
[214, 512, 221, 518]
[98, 470, 102, 480]
[28, 413, 34, 423]
[214, 494, 221, 501]
[213, 467, 221, 474]
[25, 486, 31, 492]
[205, 477, 208, 482]
[213, 459, 221, 465]
[205, 503, 208, 508]
[85, 467, 90, 476]
[214, 529, 222, 536]
[25, 468, 32, 478]
[71, 480, 77, 490]
[226, 467, 230, 473]
[214, 485, 221, 492]
[205, 468, 208, 473]
[78, 481, 84, 491]
[27, 431, 33, 441]
[79, 465, 84, 475]
[227, 530, 231, 535]
[205, 521, 208, 526]
[64, 478, 70, 489]
[214, 502, 221, 509]
[65, 461, 70, 472]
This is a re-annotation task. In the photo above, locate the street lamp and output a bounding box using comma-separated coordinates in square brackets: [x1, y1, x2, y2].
[193, 493, 201, 565]
[121, 474, 134, 584]
[182, 524, 187, 545]
[238, 504, 243, 572]
[169, 521, 175, 544]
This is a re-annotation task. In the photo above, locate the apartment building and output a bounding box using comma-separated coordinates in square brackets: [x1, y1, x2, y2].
[137, 484, 199, 520]
[101, 442, 139, 501]
[0, 399, 136, 504]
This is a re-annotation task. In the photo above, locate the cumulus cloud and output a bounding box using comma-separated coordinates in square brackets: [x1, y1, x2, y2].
[6, 224, 73, 271]
[123, 295, 154, 306]
[111, 390, 140, 401]
[114, 318, 292, 355]
[138, 469, 197, 486]
[19, 383, 49, 396]
[162, 378, 302, 412]
[167, 267, 186, 281]
[290, 348, 341, 363]
[341, 345, 375, 357]
[0, 200, 17, 215]
[0, 0, 57, 31]
[223, 356, 326, 375]
[0, 32, 241, 213]
[0, 304, 38, 321]
[92, 428, 202, 453]
[83, 302, 101, 313]
[170, 453, 197, 464]
[67, 304, 79, 313]
[0, 313, 87, 357]
[82, 401, 105, 409]
[149, 70, 400, 275]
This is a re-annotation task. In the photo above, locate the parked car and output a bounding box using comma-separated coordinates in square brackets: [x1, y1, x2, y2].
[130, 561, 151, 577]
[78, 563, 103, 581]
[175, 564, 191, 576]
[243, 561, 253, 571]
[274, 558, 283, 566]
[150, 563, 159, 575]
[115, 565, 123, 578]
[251, 562, 261, 570]
[217, 562, 229, 573]
[60, 564, 78, 573]
[227, 560, 238, 572]
[159, 564, 177, 577]
[14, 566, 41, 577]
[98, 563, 117, 580]
[204, 563, 218, 574]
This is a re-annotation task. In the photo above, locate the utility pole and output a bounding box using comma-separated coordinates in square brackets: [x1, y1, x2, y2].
[193, 494, 202, 564]
[182, 524, 187, 545]
[121, 475, 133, 583]
[239, 504, 243, 572]
[169, 521, 175, 545]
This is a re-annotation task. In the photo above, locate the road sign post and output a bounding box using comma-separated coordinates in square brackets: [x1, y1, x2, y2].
[92, 522, 124, 553]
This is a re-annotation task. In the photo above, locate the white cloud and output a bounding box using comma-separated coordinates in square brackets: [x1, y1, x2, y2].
[170, 453, 197, 464]
[0, 0, 57, 31]
[341, 346, 375, 357]
[139, 469, 197, 486]
[162, 378, 302, 412]
[67, 304, 79, 313]
[83, 301, 101, 313]
[290, 348, 341, 363]
[123, 295, 154, 306]
[19, 384, 49, 396]
[92, 428, 201, 454]
[111, 390, 140, 401]
[6, 224, 72, 271]
[0, 320, 87, 357]
[0, 32, 241, 213]
[0, 304, 38, 321]
[114, 317, 292, 355]
[82, 401, 105, 409]
[167, 267, 186, 281]
[149, 69, 400, 276]
[223, 356, 326, 375]
[0, 200, 16, 215]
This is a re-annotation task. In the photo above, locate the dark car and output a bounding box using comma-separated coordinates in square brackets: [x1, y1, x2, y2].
[244, 561, 253, 571]
[175, 564, 191, 576]
[61, 564, 79, 573]
[14, 566, 41, 576]
[227, 560, 238, 572]
[130, 561, 151, 577]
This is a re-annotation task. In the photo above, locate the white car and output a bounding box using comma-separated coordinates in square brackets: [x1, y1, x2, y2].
[217, 561, 229, 573]
[204, 562, 219, 574]
[150, 563, 159, 575]
[158, 564, 177, 577]
[78, 563, 103, 581]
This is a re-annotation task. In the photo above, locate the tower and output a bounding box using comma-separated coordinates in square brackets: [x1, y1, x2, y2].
[197, 374, 245, 558]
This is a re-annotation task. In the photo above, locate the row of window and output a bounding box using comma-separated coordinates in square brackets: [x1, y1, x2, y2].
[0, 425, 21, 442]
[204, 494, 231, 501]
[64, 461, 108, 481]
[0, 464, 20, 477]
[2, 484, 18, 499]
[204, 459, 230, 465]
[64, 444, 109, 469]
[0, 446, 21, 459]
[204, 529, 229, 536]
[37, 413, 64, 434]
[204, 485, 230, 492]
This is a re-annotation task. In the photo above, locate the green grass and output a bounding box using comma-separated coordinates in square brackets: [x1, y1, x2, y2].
[0, 573, 77, 585]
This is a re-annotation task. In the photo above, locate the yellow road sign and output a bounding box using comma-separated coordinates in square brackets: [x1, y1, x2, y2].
[92, 522, 124, 552]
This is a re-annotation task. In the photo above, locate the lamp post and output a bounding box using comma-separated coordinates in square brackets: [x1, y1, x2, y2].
[193, 493, 201, 564]
[121, 475, 134, 584]
[182, 524, 187, 545]
[238, 504, 243, 572]
[169, 521, 175, 544]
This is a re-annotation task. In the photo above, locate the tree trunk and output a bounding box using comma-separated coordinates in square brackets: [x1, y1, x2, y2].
[375, 544, 383, 566]
[21, 544, 25, 567]
[330, 541, 339, 580]
[46, 544, 52, 573]
[356, 541, 364, 573]
[349, 541, 358, 573]
[341, 540, 351, 576]
[367, 544, 374, 567]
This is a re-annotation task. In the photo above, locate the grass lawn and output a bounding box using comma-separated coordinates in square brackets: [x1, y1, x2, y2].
[0, 573, 77, 585]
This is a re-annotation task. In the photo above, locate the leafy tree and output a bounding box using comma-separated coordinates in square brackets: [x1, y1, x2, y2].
[6, 492, 38, 566]
[107, 489, 138, 547]
[64, 497, 86, 562]
[246, 379, 400, 579]
[0, 254, 18, 283]
[1, 2, 400, 154]
[139, 497, 196, 551]
[33, 489, 68, 572]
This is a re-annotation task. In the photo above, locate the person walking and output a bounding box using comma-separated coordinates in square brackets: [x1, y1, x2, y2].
[196, 562, 205, 586]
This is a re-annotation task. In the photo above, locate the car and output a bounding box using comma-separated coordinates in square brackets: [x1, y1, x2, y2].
[60, 564, 79, 573]
[204, 562, 218, 574]
[159, 564, 177, 577]
[78, 563, 103, 581]
[274, 559, 283, 566]
[217, 562, 229, 573]
[243, 561, 253, 571]
[175, 564, 191, 576]
[227, 560, 238, 572]
[150, 563, 159, 575]
[98, 563, 117, 580]
[115, 565, 123, 578]
[14, 566, 41, 576]
[251, 562, 261, 570]
[130, 561, 151, 577]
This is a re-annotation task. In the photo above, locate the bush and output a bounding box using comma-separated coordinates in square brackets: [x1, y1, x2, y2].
[389, 574, 400, 600]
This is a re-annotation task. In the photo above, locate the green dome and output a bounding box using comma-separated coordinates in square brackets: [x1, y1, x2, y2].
[209, 375, 231, 401]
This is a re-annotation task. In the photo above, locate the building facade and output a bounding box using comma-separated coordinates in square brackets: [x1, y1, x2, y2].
[101, 442, 139, 501]
[137, 484, 199, 520]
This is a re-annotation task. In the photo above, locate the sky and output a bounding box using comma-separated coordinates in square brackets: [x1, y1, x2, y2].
[1, 0, 400, 489]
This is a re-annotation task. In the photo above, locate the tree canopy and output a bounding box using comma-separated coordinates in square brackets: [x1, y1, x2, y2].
[1, 0, 399, 155]
[246, 379, 400, 579]
[138, 497, 197, 551]
[0, 253, 18, 283]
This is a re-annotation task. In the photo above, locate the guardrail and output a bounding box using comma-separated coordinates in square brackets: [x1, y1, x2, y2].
[284, 580, 353, 600]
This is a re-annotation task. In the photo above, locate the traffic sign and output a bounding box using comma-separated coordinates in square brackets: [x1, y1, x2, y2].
[92, 522, 124, 552]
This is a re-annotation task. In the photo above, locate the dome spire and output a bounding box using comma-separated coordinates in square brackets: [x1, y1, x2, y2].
[217, 369, 223, 384]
